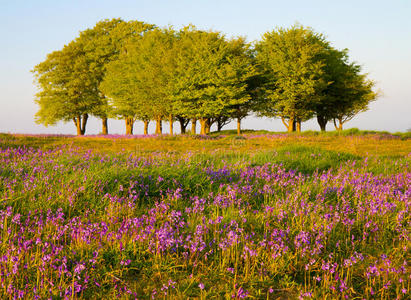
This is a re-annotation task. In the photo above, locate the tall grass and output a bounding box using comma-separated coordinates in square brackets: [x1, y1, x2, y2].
[0, 133, 409, 299]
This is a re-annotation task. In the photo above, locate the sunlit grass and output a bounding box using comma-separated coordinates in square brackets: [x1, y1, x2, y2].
[2, 130, 411, 157]
[0, 131, 410, 299]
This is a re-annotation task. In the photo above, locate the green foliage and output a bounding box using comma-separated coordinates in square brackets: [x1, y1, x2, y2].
[255, 24, 329, 129]
[317, 48, 378, 130]
[32, 20, 380, 135]
[255, 24, 378, 132]
[173, 27, 258, 121]
[101, 27, 174, 122]
[100, 29, 171, 120]
[32, 19, 155, 135]
[75, 19, 154, 120]
[32, 39, 98, 134]
[75, 18, 124, 120]
[101, 26, 258, 134]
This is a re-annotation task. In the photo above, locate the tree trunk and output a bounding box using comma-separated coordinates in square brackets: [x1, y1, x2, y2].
[281, 116, 298, 132]
[333, 118, 343, 131]
[237, 118, 241, 135]
[177, 117, 187, 134]
[73, 114, 88, 135]
[155, 117, 162, 134]
[191, 118, 197, 135]
[338, 117, 343, 131]
[101, 117, 108, 135]
[74, 116, 82, 136]
[205, 118, 211, 134]
[125, 117, 134, 135]
[292, 119, 297, 132]
[281, 116, 289, 130]
[143, 120, 149, 135]
[200, 118, 207, 135]
[216, 116, 229, 132]
[296, 118, 301, 133]
[169, 115, 173, 136]
[288, 116, 295, 132]
[217, 121, 223, 132]
[80, 114, 88, 135]
[317, 115, 327, 132]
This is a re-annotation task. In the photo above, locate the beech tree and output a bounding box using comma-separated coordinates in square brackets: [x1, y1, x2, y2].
[227, 54, 262, 135]
[34, 20, 377, 135]
[176, 116, 190, 134]
[32, 40, 98, 135]
[332, 75, 376, 131]
[173, 27, 257, 134]
[77, 19, 155, 134]
[101, 28, 177, 135]
[33, 18, 154, 136]
[255, 25, 329, 132]
[102, 27, 256, 136]
[74, 19, 122, 135]
[315, 48, 377, 131]
[99, 57, 151, 134]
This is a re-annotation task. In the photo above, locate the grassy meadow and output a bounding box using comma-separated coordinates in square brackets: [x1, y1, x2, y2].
[0, 131, 410, 299]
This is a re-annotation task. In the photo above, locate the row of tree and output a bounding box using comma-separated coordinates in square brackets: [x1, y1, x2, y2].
[32, 19, 377, 135]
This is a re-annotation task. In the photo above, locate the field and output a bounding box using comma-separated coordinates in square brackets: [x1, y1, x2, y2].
[0, 131, 410, 299]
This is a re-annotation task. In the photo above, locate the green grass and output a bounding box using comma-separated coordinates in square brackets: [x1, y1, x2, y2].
[0, 132, 410, 299]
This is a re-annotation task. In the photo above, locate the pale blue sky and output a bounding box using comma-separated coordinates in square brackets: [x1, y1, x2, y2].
[1, 0, 410, 134]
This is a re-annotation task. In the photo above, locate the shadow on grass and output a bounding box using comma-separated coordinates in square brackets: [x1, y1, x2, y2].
[252, 145, 360, 174]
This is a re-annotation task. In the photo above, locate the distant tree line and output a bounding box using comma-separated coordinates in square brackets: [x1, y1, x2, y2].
[32, 19, 378, 135]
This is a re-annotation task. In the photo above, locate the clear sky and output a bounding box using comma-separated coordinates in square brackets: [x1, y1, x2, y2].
[1, 0, 410, 134]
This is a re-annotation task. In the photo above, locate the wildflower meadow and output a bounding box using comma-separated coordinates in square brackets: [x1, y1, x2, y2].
[0, 132, 410, 299]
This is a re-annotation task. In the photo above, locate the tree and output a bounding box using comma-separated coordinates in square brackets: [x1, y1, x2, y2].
[32, 40, 98, 135]
[176, 116, 190, 134]
[219, 39, 262, 135]
[101, 28, 176, 135]
[33, 18, 155, 136]
[100, 57, 143, 134]
[75, 19, 122, 135]
[215, 116, 231, 132]
[255, 25, 329, 132]
[332, 74, 377, 131]
[226, 49, 263, 135]
[172, 27, 257, 134]
[315, 48, 377, 131]
[77, 19, 155, 134]
[102, 26, 256, 136]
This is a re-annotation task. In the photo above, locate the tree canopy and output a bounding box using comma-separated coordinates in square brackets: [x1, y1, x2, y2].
[33, 20, 378, 135]
[32, 18, 155, 135]
[100, 27, 177, 134]
[171, 27, 258, 134]
[255, 25, 330, 132]
[33, 40, 96, 135]
[101, 26, 258, 135]
[315, 48, 377, 131]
